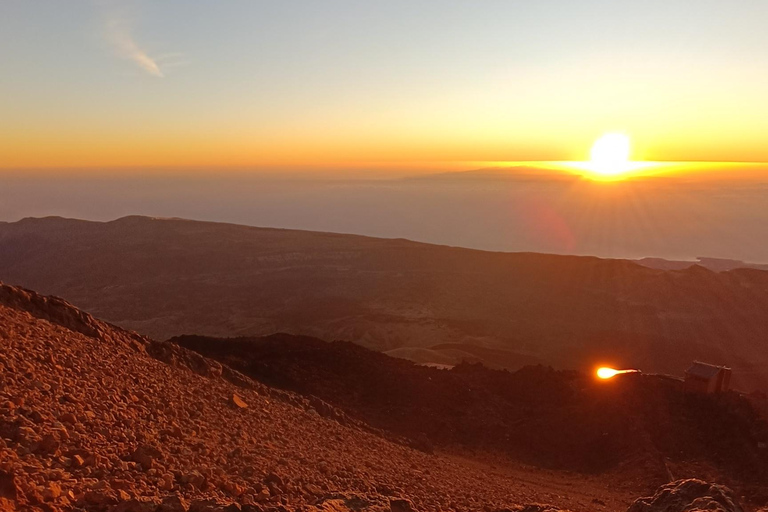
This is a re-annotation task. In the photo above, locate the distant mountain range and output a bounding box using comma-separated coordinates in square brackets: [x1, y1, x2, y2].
[1, 215, 768, 392]
[635, 257, 768, 272]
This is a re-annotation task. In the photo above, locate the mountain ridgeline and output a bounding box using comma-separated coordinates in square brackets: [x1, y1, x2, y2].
[170, 332, 768, 485]
[1, 215, 768, 392]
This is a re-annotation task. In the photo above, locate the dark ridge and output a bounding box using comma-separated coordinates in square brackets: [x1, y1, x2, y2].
[171, 333, 768, 481]
[0, 282, 104, 339]
[2, 215, 768, 393]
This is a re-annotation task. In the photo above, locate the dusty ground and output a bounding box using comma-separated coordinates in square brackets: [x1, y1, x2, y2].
[0, 283, 651, 512]
[2, 283, 766, 512]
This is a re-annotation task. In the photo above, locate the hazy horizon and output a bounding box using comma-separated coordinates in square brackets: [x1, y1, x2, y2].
[3, 164, 768, 264]
[3, 1, 768, 261]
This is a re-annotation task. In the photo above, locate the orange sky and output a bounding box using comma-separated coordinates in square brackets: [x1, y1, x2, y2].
[2, 2, 768, 172]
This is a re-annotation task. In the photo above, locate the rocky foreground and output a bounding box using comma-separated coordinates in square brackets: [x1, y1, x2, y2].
[0, 282, 763, 512]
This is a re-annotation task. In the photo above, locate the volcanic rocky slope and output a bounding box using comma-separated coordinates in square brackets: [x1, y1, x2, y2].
[1, 283, 767, 512]
[171, 334, 768, 488]
[1, 216, 768, 392]
[0, 282, 652, 512]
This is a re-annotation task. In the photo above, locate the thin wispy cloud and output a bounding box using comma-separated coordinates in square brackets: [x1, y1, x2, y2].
[155, 52, 191, 70]
[96, 1, 170, 78]
[105, 17, 163, 77]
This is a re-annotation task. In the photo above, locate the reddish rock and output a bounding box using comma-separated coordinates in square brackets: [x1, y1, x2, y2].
[264, 473, 284, 489]
[254, 489, 270, 502]
[222, 480, 245, 497]
[180, 472, 206, 490]
[35, 434, 60, 455]
[627, 480, 744, 512]
[159, 495, 190, 512]
[390, 498, 416, 512]
[59, 412, 77, 425]
[130, 445, 163, 471]
[231, 394, 248, 409]
[160, 473, 175, 491]
[81, 489, 117, 508]
[43, 481, 62, 500]
[113, 499, 161, 512]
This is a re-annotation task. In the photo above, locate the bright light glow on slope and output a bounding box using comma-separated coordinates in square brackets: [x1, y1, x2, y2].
[597, 367, 621, 379]
[596, 367, 640, 379]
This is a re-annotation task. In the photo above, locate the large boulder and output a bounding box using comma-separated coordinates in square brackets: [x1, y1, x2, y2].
[627, 479, 743, 512]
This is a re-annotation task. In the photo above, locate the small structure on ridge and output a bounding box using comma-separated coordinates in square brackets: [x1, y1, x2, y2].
[684, 361, 732, 394]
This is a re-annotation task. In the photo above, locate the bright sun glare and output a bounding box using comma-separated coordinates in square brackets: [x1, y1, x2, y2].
[556, 132, 660, 180]
[589, 133, 631, 176]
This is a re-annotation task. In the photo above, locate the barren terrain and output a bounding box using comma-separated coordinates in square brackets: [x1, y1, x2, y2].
[170, 334, 768, 491]
[1, 216, 768, 392]
[0, 282, 650, 512]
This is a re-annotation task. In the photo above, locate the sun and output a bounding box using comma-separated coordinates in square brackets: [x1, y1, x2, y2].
[589, 133, 631, 176]
[534, 133, 664, 180]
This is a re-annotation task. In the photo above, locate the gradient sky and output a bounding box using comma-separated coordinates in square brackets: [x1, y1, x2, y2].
[2, 0, 768, 170]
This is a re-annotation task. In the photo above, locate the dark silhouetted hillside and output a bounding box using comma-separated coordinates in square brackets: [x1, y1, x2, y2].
[2, 216, 768, 392]
[170, 333, 768, 494]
